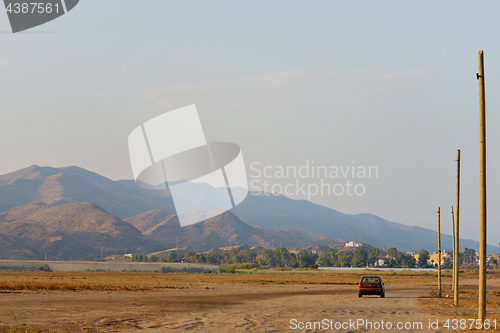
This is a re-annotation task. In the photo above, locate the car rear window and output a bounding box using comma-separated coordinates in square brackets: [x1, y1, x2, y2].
[361, 277, 380, 283]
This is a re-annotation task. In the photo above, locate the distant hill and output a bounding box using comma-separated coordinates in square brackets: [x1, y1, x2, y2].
[0, 232, 40, 260]
[0, 202, 153, 260]
[0, 202, 343, 259]
[126, 209, 344, 252]
[230, 193, 498, 254]
[124, 209, 177, 234]
[0, 165, 175, 218]
[0, 165, 496, 254]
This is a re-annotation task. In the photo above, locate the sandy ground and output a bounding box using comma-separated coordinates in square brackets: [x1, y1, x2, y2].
[0, 281, 448, 332]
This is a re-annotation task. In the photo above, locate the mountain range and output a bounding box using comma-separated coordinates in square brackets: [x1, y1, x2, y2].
[0, 202, 151, 260]
[0, 165, 496, 259]
[0, 202, 342, 260]
[231, 194, 495, 254]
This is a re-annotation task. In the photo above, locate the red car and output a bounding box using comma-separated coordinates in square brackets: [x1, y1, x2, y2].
[358, 275, 385, 298]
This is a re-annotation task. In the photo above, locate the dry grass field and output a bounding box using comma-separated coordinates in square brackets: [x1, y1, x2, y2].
[0, 268, 450, 291]
[0, 268, 499, 332]
[417, 269, 500, 332]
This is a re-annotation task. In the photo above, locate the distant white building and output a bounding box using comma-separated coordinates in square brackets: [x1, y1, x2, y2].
[345, 241, 363, 248]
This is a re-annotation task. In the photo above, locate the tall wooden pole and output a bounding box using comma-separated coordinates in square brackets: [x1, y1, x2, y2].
[478, 50, 487, 321]
[454, 149, 460, 307]
[438, 207, 442, 297]
[451, 206, 455, 292]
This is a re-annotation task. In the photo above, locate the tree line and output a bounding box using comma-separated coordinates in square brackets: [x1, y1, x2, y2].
[132, 246, 471, 269]
[319, 247, 429, 268]
[132, 247, 318, 268]
[132, 248, 258, 265]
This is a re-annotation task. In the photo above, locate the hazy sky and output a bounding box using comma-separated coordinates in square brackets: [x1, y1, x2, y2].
[1, 1, 500, 248]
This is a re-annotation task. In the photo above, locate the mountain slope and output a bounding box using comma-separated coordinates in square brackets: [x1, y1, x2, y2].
[0, 201, 342, 259]
[231, 193, 374, 241]
[124, 210, 178, 233]
[0, 166, 175, 218]
[0, 202, 154, 260]
[1, 165, 496, 254]
[231, 193, 497, 253]
[126, 209, 343, 252]
[0, 232, 40, 260]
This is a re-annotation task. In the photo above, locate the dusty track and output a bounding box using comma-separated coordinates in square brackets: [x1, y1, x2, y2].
[0, 282, 441, 332]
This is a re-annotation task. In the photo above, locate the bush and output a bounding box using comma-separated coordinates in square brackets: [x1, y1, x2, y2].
[300, 264, 319, 270]
[218, 265, 236, 273]
[39, 264, 51, 272]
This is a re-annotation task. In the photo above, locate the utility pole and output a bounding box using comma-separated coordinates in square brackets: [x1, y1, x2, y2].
[478, 49, 487, 321]
[454, 149, 460, 307]
[451, 206, 455, 292]
[438, 207, 442, 297]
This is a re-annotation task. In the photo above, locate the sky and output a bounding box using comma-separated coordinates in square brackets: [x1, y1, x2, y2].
[1, 1, 500, 248]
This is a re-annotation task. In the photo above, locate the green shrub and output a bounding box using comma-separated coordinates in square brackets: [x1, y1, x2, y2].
[299, 264, 319, 270]
[234, 263, 260, 269]
[218, 265, 236, 274]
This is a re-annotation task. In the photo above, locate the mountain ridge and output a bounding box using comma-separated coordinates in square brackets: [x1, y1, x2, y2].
[0, 202, 153, 260]
[0, 166, 175, 218]
[0, 202, 344, 259]
[0, 165, 496, 254]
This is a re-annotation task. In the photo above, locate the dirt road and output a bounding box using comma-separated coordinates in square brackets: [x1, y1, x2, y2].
[0, 282, 443, 332]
